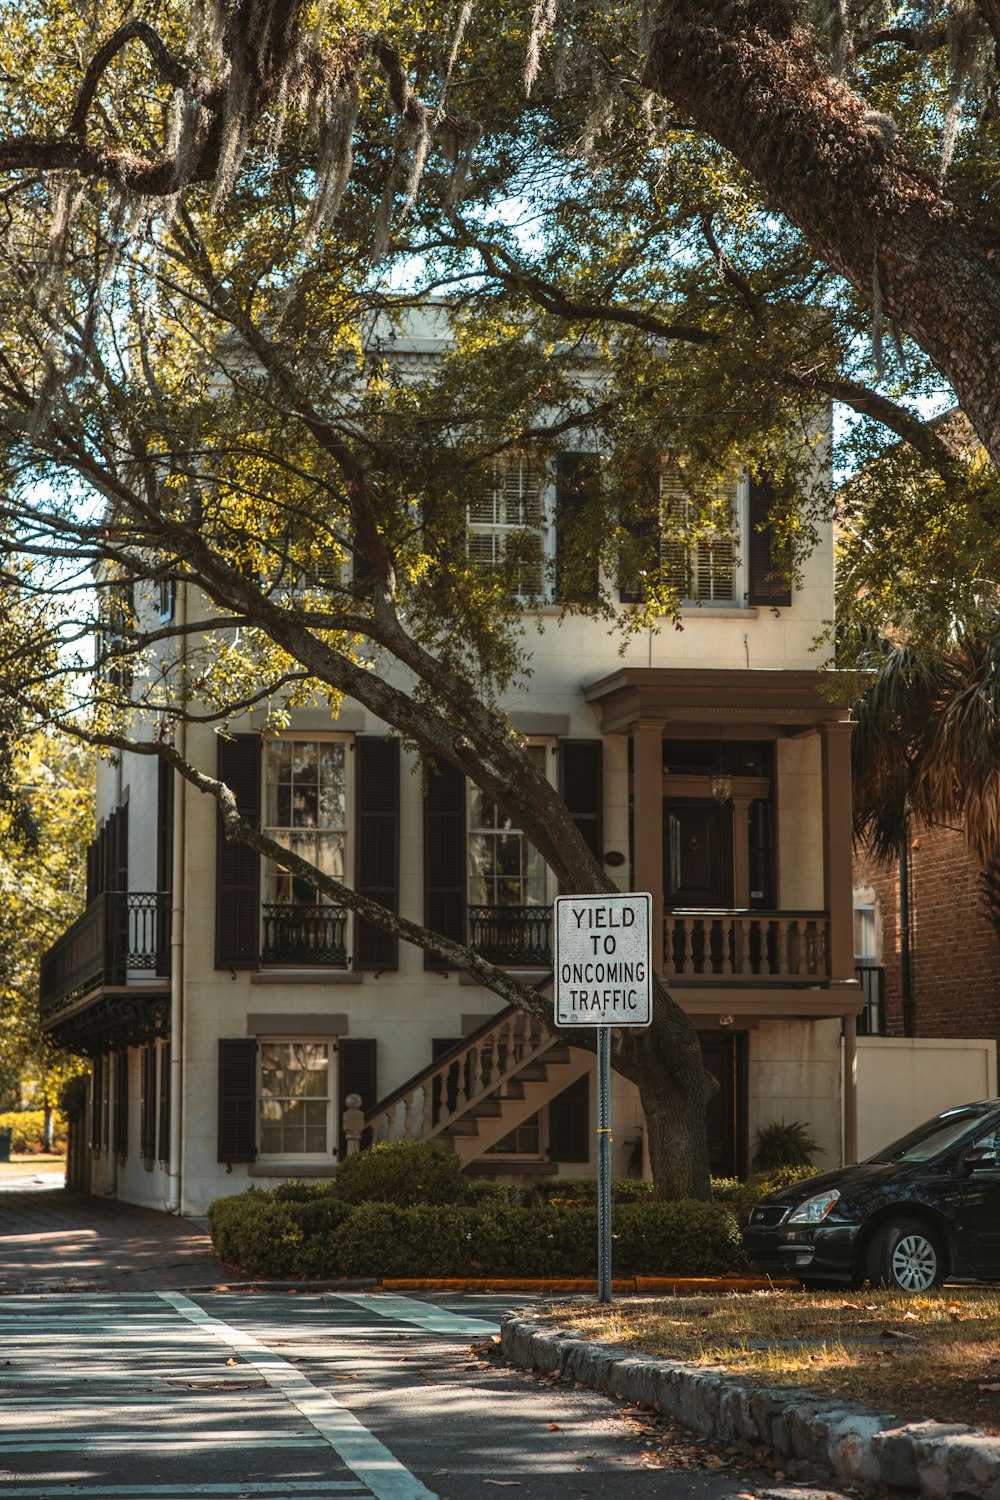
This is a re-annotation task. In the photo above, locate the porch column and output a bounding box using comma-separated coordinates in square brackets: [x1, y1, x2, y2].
[820, 721, 855, 982]
[843, 1012, 858, 1164]
[731, 793, 752, 909]
[632, 720, 664, 969]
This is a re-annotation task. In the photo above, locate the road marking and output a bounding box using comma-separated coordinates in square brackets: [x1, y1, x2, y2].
[327, 1292, 498, 1336]
[158, 1293, 437, 1500]
[0, 1485, 365, 1497]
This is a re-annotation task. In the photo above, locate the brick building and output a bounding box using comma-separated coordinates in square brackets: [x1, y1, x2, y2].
[853, 822, 1000, 1044]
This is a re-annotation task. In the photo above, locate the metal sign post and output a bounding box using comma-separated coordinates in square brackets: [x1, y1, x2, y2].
[553, 892, 652, 1306]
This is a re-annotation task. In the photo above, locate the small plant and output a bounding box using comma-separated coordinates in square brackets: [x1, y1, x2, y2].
[332, 1139, 470, 1206]
[752, 1118, 820, 1171]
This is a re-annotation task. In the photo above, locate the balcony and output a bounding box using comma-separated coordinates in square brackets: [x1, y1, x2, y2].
[664, 910, 831, 983]
[260, 903, 348, 967]
[39, 891, 171, 1022]
[468, 904, 552, 967]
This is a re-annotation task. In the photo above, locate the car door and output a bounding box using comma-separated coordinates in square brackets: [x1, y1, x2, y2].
[955, 1124, 1000, 1277]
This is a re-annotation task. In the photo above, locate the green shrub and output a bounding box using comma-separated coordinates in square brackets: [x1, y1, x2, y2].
[332, 1141, 470, 1206]
[0, 1110, 67, 1153]
[522, 1177, 654, 1206]
[207, 1185, 743, 1280]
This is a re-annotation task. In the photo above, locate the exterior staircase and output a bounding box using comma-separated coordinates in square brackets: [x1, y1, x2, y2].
[362, 997, 589, 1167]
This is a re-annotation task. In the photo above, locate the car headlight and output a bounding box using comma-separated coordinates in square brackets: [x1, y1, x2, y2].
[786, 1189, 841, 1224]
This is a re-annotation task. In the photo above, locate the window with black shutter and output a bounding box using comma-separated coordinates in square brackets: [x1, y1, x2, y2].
[217, 1038, 257, 1163]
[619, 472, 662, 603]
[140, 1045, 157, 1162]
[338, 1038, 377, 1158]
[355, 737, 400, 971]
[747, 475, 793, 608]
[555, 452, 600, 604]
[547, 1071, 590, 1163]
[113, 1049, 129, 1159]
[559, 741, 603, 863]
[157, 1041, 171, 1164]
[215, 736, 262, 970]
[90, 1056, 104, 1149]
[423, 760, 466, 969]
[156, 759, 174, 896]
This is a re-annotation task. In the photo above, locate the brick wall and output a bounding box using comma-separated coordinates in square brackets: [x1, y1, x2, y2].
[853, 821, 1000, 1044]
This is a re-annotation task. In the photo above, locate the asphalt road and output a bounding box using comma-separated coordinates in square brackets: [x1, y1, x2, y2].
[0, 1287, 856, 1500]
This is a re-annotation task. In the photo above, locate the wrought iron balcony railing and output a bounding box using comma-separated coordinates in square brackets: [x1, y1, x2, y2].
[39, 891, 171, 1020]
[260, 903, 348, 967]
[468, 904, 552, 967]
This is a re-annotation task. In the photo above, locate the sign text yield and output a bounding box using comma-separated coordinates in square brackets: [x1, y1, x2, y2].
[553, 892, 652, 1027]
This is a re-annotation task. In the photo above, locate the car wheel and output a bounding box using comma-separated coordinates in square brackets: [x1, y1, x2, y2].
[866, 1218, 946, 1293]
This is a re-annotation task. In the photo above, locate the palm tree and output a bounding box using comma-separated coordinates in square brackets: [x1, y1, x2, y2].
[852, 622, 1000, 937]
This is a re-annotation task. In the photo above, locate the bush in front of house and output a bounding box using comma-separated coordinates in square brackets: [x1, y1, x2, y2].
[332, 1140, 471, 1207]
[522, 1176, 655, 1206]
[0, 1110, 67, 1153]
[207, 1183, 743, 1280]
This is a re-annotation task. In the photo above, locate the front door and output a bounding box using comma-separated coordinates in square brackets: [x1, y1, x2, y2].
[665, 798, 734, 907]
[699, 1030, 748, 1178]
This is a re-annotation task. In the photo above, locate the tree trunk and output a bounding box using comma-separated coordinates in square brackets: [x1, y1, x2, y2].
[644, 0, 1000, 467]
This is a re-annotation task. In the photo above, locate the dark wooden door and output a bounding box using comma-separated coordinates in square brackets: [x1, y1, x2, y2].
[665, 798, 733, 907]
[699, 1030, 748, 1179]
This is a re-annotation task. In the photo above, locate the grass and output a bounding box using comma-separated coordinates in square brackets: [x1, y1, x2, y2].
[536, 1287, 1000, 1435]
[0, 1153, 66, 1179]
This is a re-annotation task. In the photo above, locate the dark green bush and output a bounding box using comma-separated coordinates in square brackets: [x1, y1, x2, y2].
[332, 1140, 470, 1206]
[523, 1177, 654, 1206]
[208, 1184, 743, 1280]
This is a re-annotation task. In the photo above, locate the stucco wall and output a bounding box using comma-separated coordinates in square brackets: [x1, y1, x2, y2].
[853, 1035, 998, 1162]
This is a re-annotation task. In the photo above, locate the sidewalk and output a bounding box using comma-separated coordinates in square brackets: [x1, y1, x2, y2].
[0, 1189, 249, 1292]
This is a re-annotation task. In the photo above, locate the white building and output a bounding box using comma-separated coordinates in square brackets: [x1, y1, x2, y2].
[40, 352, 860, 1215]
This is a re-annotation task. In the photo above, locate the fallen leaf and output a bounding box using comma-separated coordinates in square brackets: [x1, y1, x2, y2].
[548, 1423, 560, 1431]
[226, 1358, 239, 1366]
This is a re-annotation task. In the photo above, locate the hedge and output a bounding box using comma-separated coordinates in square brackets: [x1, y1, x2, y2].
[712, 1165, 820, 1223]
[0, 1110, 67, 1153]
[207, 1185, 743, 1280]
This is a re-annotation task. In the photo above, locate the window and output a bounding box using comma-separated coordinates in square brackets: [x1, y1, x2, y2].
[660, 458, 740, 604]
[263, 739, 347, 903]
[468, 457, 550, 602]
[469, 744, 548, 908]
[854, 905, 877, 962]
[259, 1040, 335, 1157]
[261, 738, 349, 966]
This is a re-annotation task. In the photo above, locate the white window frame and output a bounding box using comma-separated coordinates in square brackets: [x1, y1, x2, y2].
[660, 461, 746, 607]
[261, 734, 352, 908]
[468, 455, 554, 605]
[467, 740, 554, 909]
[257, 1037, 338, 1162]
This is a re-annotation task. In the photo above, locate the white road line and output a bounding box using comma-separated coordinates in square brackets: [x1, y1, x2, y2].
[327, 1292, 498, 1336]
[0, 1438, 321, 1453]
[158, 1292, 437, 1500]
[0, 1485, 364, 1497]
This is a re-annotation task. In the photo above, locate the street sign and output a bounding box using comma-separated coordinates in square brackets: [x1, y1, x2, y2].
[553, 892, 652, 1028]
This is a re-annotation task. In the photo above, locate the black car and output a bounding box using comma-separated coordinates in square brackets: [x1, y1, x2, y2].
[742, 1099, 1000, 1292]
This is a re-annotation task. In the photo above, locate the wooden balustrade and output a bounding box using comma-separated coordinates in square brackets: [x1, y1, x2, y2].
[365, 1007, 553, 1146]
[664, 910, 830, 982]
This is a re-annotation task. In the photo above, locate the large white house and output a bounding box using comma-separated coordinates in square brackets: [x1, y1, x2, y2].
[40, 337, 859, 1216]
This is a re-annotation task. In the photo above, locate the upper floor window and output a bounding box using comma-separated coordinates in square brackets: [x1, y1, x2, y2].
[468, 743, 549, 909]
[468, 457, 551, 603]
[660, 459, 740, 605]
[263, 739, 347, 905]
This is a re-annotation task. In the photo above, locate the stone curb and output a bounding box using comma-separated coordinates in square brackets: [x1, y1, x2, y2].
[500, 1315, 1000, 1499]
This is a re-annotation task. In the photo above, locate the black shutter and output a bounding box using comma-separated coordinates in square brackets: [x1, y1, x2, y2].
[339, 1038, 377, 1158]
[113, 1048, 129, 1158]
[423, 759, 466, 970]
[218, 1038, 257, 1163]
[215, 736, 261, 970]
[157, 1041, 171, 1164]
[548, 1071, 589, 1163]
[555, 453, 600, 604]
[140, 1045, 157, 1161]
[560, 740, 603, 863]
[354, 737, 400, 971]
[90, 1056, 103, 1149]
[156, 758, 174, 895]
[747, 475, 792, 608]
[619, 471, 662, 603]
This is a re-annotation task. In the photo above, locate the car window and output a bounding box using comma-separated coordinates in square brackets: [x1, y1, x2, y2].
[867, 1106, 997, 1164]
[970, 1127, 1000, 1159]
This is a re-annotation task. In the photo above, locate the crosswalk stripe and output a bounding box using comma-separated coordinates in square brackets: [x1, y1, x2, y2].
[327, 1292, 498, 1336]
[0, 1484, 365, 1496]
[159, 1293, 437, 1500]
